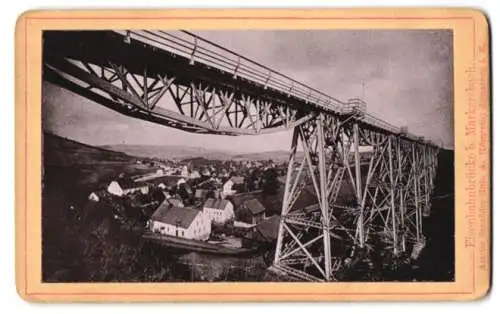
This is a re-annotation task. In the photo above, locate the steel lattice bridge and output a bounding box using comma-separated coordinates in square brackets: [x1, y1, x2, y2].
[43, 30, 440, 282]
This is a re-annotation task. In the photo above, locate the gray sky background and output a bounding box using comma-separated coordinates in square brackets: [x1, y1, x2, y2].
[43, 29, 453, 152]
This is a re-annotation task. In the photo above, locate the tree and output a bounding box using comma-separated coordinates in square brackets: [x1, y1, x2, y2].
[262, 167, 279, 195]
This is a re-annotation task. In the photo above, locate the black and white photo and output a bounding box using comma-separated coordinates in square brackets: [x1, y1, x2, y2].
[42, 29, 454, 283]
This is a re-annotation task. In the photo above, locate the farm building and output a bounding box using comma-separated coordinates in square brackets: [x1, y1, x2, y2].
[107, 179, 149, 197]
[149, 203, 211, 241]
[203, 198, 235, 225]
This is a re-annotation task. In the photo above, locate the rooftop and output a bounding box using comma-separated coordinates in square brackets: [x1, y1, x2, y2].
[230, 191, 263, 208]
[229, 176, 245, 185]
[136, 175, 184, 186]
[150, 203, 200, 228]
[204, 198, 230, 210]
[243, 198, 266, 215]
[255, 215, 280, 242]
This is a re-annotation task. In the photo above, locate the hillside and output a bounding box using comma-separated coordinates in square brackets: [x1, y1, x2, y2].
[42, 133, 174, 282]
[43, 133, 157, 195]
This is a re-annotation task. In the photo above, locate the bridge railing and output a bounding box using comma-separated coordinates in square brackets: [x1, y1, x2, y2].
[113, 29, 433, 146]
[115, 29, 351, 113]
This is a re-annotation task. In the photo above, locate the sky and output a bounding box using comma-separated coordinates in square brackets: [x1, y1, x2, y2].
[43, 29, 453, 152]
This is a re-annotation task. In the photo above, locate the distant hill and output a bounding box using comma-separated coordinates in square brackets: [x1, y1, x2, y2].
[101, 144, 235, 161]
[233, 151, 304, 162]
[102, 144, 297, 162]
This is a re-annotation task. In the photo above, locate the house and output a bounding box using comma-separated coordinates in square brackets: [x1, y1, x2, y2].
[107, 179, 149, 197]
[177, 178, 187, 186]
[149, 204, 211, 241]
[88, 192, 100, 202]
[194, 188, 209, 200]
[161, 165, 171, 171]
[177, 181, 194, 200]
[88, 191, 106, 202]
[139, 175, 183, 189]
[201, 168, 211, 178]
[222, 176, 245, 197]
[189, 170, 201, 180]
[229, 191, 262, 207]
[181, 165, 189, 178]
[238, 198, 266, 225]
[203, 198, 235, 225]
[219, 168, 229, 178]
[242, 215, 280, 249]
[162, 196, 184, 208]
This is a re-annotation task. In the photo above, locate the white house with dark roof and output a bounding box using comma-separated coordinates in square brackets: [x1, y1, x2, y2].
[149, 203, 211, 241]
[203, 198, 235, 225]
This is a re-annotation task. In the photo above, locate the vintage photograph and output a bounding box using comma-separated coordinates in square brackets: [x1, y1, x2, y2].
[41, 29, 454, 283]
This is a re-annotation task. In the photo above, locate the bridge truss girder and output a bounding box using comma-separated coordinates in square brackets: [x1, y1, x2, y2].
[44, 45, 315, 136]
[272, 113, 439, 282]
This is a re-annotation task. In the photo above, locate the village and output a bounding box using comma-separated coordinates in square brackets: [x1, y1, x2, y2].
[86, 157, 290, 259]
